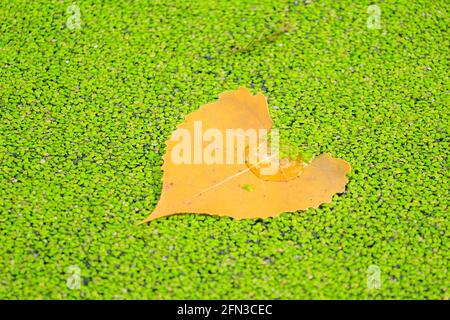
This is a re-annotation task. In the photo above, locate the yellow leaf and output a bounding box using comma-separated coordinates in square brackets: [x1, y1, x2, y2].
[142, 87, 350, 222]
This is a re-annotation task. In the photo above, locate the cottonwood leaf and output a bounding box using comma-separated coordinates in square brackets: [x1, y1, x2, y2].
[143, 87, 350, 222]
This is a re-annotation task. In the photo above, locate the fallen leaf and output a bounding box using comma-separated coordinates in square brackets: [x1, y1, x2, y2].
[143, 87, 350, 222]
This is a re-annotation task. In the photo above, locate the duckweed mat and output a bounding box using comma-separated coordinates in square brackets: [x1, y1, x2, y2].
[0, 0, 448, 299]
